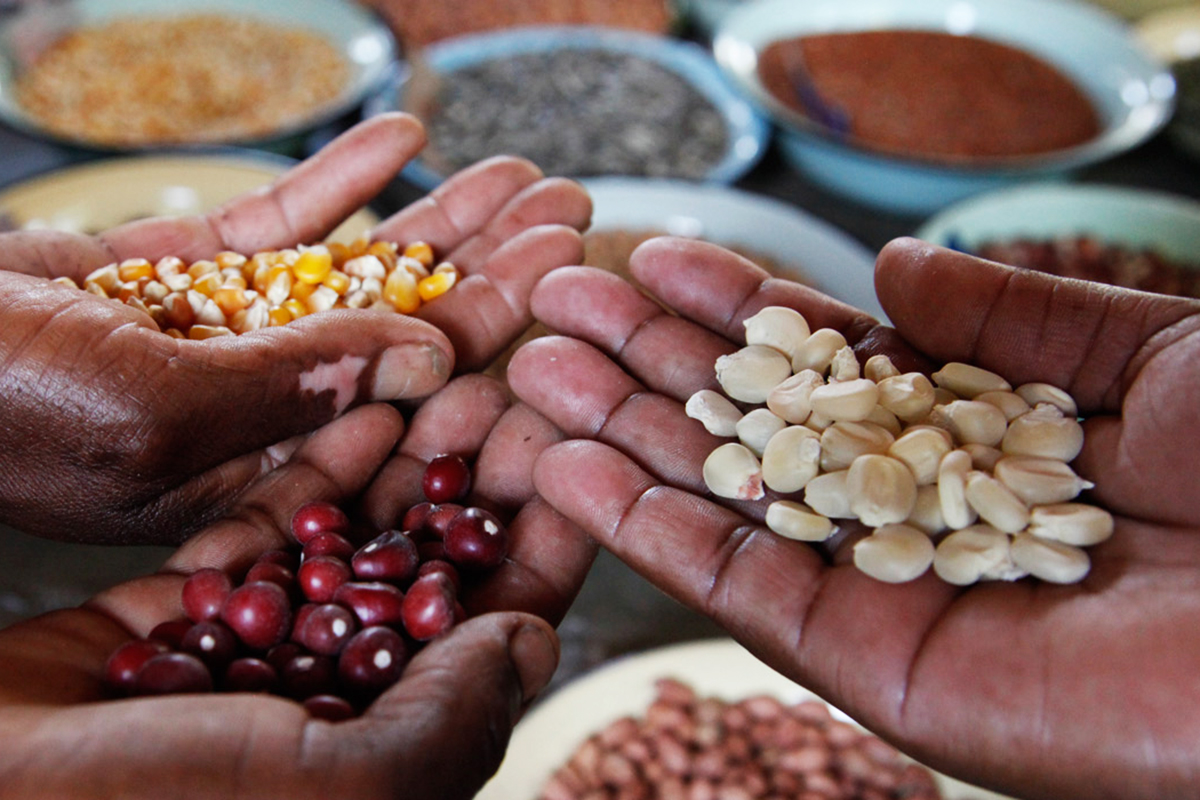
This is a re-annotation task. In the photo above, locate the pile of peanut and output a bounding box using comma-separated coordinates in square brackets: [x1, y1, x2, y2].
[688, 306, 1113, 585]
[54, 239, 458, 339]
[540, 678, 943, 800]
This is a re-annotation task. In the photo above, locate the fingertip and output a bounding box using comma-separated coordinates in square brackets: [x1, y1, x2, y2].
[508, 619, 560, 703]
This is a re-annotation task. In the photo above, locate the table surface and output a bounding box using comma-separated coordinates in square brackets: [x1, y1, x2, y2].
[0, 83, 1197, 687]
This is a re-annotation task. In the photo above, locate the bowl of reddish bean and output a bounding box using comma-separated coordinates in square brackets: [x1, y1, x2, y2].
[712, 0, 1176, 214]
[914, 183, 1200, 299]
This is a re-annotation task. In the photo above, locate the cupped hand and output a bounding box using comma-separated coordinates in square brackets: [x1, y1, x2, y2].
[0, 112, 591, 545]
[507, 235, 1200, 800]
[0, 372, 594, 800]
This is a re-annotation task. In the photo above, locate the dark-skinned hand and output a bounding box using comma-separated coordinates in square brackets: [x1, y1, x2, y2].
[0, 112, 591, 545]
[0, 370, 595, 799]
[508, 235, 1200, 800]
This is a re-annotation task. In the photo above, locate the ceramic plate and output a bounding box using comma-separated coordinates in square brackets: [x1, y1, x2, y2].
[477, 638, 1015, 800]
[582, 177, 886, 321]
[0, 152, 379, 241]
[0, 0, 397, 150]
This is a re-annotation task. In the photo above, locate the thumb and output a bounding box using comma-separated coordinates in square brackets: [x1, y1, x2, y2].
[330, 613, 559, 800]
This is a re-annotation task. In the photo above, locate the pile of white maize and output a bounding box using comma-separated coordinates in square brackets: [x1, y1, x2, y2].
[688, 306, 1113, 585]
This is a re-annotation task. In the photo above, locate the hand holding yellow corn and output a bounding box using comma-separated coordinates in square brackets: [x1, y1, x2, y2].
[54, 238, 459, 339]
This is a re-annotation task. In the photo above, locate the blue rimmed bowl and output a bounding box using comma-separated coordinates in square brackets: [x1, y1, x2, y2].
[713, 0, 1177, 215]
[366, 25, 770, 190]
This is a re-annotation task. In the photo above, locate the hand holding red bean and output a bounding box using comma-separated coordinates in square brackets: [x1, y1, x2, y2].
[0, 112, 591, 546]
[510, 235, 1200, 800]
[0, 375, 595, 799]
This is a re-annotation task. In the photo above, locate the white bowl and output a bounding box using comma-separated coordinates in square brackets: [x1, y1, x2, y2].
[914, 182, 1200, 267]
[0, 152, 380, 241]
[366, 26, 769, 190]
[713, 0, 1177, 214]
[0, 0, 397, 151]
[583, 177, 885, 320]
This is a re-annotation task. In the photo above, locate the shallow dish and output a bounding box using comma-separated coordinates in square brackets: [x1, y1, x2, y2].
[476, 638, 1015, 800]
[914, 182, 1200, 268]
[366, 26, 769, 190]
[582, 177, 885, 320]
[0, 152, 379, 241]
[713, 0, 1176, 214]
[0, 0, 396, 151]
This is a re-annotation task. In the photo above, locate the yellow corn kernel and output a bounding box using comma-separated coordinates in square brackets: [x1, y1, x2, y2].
[214, 285, 251, 316]
[283, 298, 308, 320]
[306, 285, 341, 314]
[403, 241, 435, 268]
[215, 251, 247, 271]
[348, 237, 371, 258]
[367, 240, 398, 270]
[165, 327, 186, 339]
[321, 269, 351, 295]
[189, 324, 234, 340]
[293, 247, 333, 284]
[268, 305, 293, 327]
[327, 241, 350, 266]
[162, 293, 195, 331]
[433, 261, 457, 276]
[266, 266, 293, 305]
[417, 271, 456, 302]
[193, 271, 223, 297]
[383, 266, 420, 313]
[289, 279, 316, 303]
[187, 259, 219, 280]
[399, 256, 429, 280]
[51, 276, 78, 288]
[143, 280, 169, 305]
[223, 274, 247, 290]
[118, 258, 154, 283]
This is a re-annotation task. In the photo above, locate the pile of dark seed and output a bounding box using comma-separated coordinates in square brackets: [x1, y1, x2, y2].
[422, 49, 730, 179]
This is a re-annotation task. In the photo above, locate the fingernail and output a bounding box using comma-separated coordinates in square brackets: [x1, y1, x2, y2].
[372, 343, 451, 400]
[509, 623, 559, 703]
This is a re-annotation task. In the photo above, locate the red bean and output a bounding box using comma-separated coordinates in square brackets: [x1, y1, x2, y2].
[135, 652, 213, 695]
[220, 581, 292, 650]
[297, 555, 352, 603]
[104, 639, 169, 695]
[444, 507, 509, 570]
[292, 603, 358, 656]
[223, 657, 278, 693]
[352, 529, 420, 584]
[338, 626, 408, 696]
[180, 620, 239, 670]
[291, 500, 350, 545]
[400, 573, 457, 641]
[181, 568, 233, 623]
[332, 581, 406, 629]
[422, 454, 471, 503]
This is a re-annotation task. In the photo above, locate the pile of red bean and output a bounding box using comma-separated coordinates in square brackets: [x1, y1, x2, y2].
[541, 679, 943, 800]
[102, 455, 508, 720]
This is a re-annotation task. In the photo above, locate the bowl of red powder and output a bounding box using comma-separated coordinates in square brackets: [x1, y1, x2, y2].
[713, 0, 1176, 214]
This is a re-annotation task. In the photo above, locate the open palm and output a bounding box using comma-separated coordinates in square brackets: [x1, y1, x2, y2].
[508, 235, 1200, 800]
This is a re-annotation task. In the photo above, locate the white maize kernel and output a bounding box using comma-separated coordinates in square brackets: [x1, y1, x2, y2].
[888, 427, 953, 486]
[961, 443, 1004, 472]
[715, 345, 792, 404]
[1026, 503, 1114, 547]
[761, 426, 822, 494]
[819, 421, 894, 473]
[1001, 405, 1085, 462]
[742, 306, 810, 361]
[765, 501, 834, 542]
[876, 373, 936, 423]
[994, 456, 1094, 506]
[847, 454, 918, 527]
[975, 390, 1032, 422]
[863, 354, 901, 383]
[809, 378, 879, 422]
[1015, 382, 1078, 417]
[934, 524, 1024, 585]
[828, 345, 861, 382]
[938, 449, 978, 530]
[685, 390, 742, 437]
[803, 470, 854, 519]
[964, 471, 1030, 533]
[702, 443, 765, 501]
[907, 484, 947, 535]
[939, 400, 1008, 446]
[931, 362, 1012, 398]
[736, 408, 787, 457]
[864, 404, 903, 436]
[853, 524, 935, 583]
[1010, 532, 1090, 584]
[791, 328, 847, 374]
[766, 369, 824, 424]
